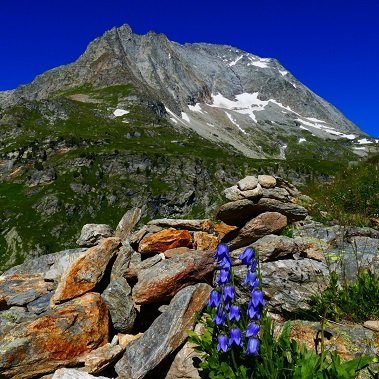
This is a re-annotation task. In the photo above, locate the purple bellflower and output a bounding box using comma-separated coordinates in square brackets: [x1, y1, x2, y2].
[217, 334, 229, 352]
[214, 306, 226, 326]
[222, 285, 235, 303]
[246, 323, 260, 338]
[228, 304, 241, 321]
[208, 290, 222, 308]
[246, 338, 259, 355]
[244, 271, 258, 288]
[239, 247, 255, 265]
[251, 290, 265, 308]
[229, 328, 242, 347]
[215, 243, 229, 262]
[247, 301, 261, 320]
[216, 269, 230, 285]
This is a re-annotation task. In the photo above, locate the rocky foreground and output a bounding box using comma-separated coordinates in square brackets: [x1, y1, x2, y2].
[0, 175, 378, 378]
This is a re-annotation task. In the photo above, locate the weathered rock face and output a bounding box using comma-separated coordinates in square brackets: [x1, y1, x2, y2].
[233, 258, 329, 313]
[101, 277, 136, 333]
[138, 229, 193, 254]
[124, 254, 163, 280]
[132, 251, 215, 304]
[115, 208, 142, 242]
[115, 284, 211, 379]
[0, 292, 109, 378]
[163, 247, 193, 258]
[256, 198, 308, 221]
[229, 212, 288, 250]
[76, 224, 115, 247]
[52, 237, 121, 304]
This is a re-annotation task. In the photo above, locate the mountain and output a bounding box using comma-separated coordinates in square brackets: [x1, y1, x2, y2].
[0, 24, 378, 271]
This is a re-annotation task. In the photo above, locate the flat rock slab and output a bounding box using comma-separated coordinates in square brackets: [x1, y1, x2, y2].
[0, 274, 50, 308]
[147, 218, 214, 232]
[237, 176, 259, 191]
[229, 212, 287, 250]
[256, 198, 308, 221]
[0, 292, 109, 379]
[52, 237, 121, 304]
[115, 284, 211, 379]
[76, 224, 114, 247]
[216, 199, 258, 227]
[133, 250, 215, 304]
[138, 229, 193, 254]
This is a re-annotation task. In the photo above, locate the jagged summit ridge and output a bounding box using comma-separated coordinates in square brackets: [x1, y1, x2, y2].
[1, 24, 373, 158]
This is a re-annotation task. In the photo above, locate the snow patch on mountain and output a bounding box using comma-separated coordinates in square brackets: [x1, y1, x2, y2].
[225, 112, 247, 134]
[113, 109, 129, 117]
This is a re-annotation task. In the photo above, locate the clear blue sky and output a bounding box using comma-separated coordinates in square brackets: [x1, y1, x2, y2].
[1, 0, 378, 137]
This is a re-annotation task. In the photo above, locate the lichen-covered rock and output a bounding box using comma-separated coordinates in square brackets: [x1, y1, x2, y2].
[0, 292, 109, 379]
[115, 284, 211, 379]
[52, 237, 121, 304]
[193, 231, 219, 251]
[132, 251, 215, 304]
[115, 208, 142, 242]
[138, 229, 193, 254]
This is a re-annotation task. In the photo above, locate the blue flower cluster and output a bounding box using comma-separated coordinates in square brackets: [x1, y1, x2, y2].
[207, 243, 265, 355]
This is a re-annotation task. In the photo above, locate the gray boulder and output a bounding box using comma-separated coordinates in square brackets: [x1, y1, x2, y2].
[115, 283, 211, 379]
[101, 277, 137, 333]
[76, 224, 114, 247]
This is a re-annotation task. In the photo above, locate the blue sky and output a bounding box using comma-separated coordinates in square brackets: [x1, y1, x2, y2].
[0, 0, 378, 137]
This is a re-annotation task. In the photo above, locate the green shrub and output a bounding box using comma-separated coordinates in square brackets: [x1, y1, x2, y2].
[307, 270, 379, 323]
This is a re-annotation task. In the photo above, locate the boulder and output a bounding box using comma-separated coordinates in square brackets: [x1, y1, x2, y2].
[216, 199, 257, 227]
[52, 237, 121, 304]
[0, 274, 51, 308]
[115, 208, 142, 241]
[132, 250, 215, 304]
[256, 198, 308, 221]
[76, 224, 114, 247]
[233, 258, 329, 313]
[258, 175, 276, 188]
[237, 176, 259, 191]
[193, 231, 219, 251]
[251, 234, 307, 261]
[163, 247, 193, 258]
[115, 284, 211, 379]
[363, 320, 379, 332]
[110, 242, 134, 281]
[147, 218, 214, 232]
[124, 254, 163, 280]
[82, 343, 125, 374]
[229, 212, 287, 250]
[52, 369, 108, 379]
[101, 277, 136, 333]
[129, 225, 163, 245]
[3, 248, 86, 278]
[139, 229, 193, 254]
[0, 293, 109, 378]
[214, 222, 238, 240]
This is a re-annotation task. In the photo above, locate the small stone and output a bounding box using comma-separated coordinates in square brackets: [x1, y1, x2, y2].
[76, 224, 114, 247]
[118, 333, 144, 346]
[139, 229, 193, 254]
[223, 185, 244, 201]
[363, 320, 379, 332]
[258, 175, 277, 188]
[237, 176, 259, 191]
[241, 183, 263, 199]
[83, 343, 125, 374]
